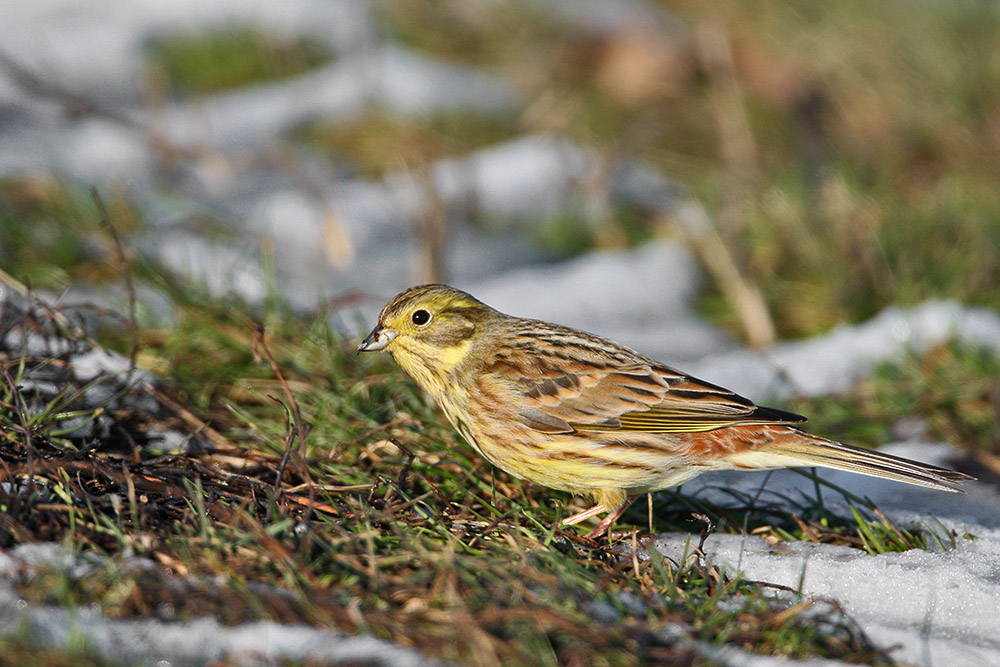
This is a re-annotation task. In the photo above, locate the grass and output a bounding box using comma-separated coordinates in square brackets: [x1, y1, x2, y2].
[0, 627, 115, 667]
[0, 177, 141, 292]
[296, 109, 521, 179]
[666, 0, 1000, 338]
[144, 26, 333, 97]
[378, 0, 563, 70]
[1, 274, 982, 664]
[0, 188, 980, 664]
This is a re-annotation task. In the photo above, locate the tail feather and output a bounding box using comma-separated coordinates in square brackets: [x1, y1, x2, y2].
[731, 431, 974, 493]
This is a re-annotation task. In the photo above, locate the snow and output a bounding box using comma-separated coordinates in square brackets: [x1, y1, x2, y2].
[652, 440, 1000, 667]
[688, 300, 1000, 401]
[656, 526, 1000, 666]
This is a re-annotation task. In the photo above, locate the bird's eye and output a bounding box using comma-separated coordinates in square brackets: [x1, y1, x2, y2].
[411, 309, 431, 326]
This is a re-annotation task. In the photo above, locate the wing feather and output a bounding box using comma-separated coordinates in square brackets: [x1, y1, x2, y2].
[490, 325, 805, 435]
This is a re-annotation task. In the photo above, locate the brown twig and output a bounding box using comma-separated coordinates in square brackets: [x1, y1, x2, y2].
[0, 268, 85, 342]
[251, 325, 313, 509]
[268, 395, 298, 497]
[151, 387, 235, 451]
[0, 363, 36, 497]
[697, 24, 759, 217]
[331, 414, 408, 458]
[91, 187, 139, 374]
[690, 512, 724, 591]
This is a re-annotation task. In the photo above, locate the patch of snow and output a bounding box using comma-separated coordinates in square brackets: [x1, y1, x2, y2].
[0, 0, 373, 105]
[71, 348, 155, 387]
[649, 438, 1000, 667]
[432, 135, 593, 220]
[689, 300, 1000, 401]
[2, 330, 72, 357]
[156, 45, 518, 150]
[151, 231, 267, 303]
[656, 526, 1000, 667]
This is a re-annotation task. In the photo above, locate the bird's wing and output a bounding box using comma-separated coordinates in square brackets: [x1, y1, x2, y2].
[490, 339, 805, 434]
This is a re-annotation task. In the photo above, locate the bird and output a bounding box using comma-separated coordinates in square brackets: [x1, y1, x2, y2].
[358, 284, 973, 538]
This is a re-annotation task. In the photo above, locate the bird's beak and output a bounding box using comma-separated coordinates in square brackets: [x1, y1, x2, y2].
[358, 324, 397, 353]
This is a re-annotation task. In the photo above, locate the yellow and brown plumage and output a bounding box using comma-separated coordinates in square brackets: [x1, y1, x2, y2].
[359, 284, 973, 537]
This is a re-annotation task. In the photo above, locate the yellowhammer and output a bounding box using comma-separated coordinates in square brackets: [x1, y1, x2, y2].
[359, 284, 972, 538]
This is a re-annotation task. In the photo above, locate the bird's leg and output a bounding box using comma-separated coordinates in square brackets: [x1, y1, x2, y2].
[581, 496, 638, 540]
[562, 496, 640, 539]
[562, 503, 607, 526]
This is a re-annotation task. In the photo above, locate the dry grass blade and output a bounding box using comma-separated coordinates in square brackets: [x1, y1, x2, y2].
[252, 324, 312, 500]
[91, 186, 139, 374]
[672, 200, 776, 347]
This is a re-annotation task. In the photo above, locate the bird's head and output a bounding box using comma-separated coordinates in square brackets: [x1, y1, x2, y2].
[359, 284, 493, 391]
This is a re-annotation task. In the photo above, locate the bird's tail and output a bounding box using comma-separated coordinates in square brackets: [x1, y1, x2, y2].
[730, 428, 974, 493]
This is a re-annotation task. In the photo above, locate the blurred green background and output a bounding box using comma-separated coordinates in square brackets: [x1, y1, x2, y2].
[365, 0, 1000, 338]
[6, 0, 999, 343]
